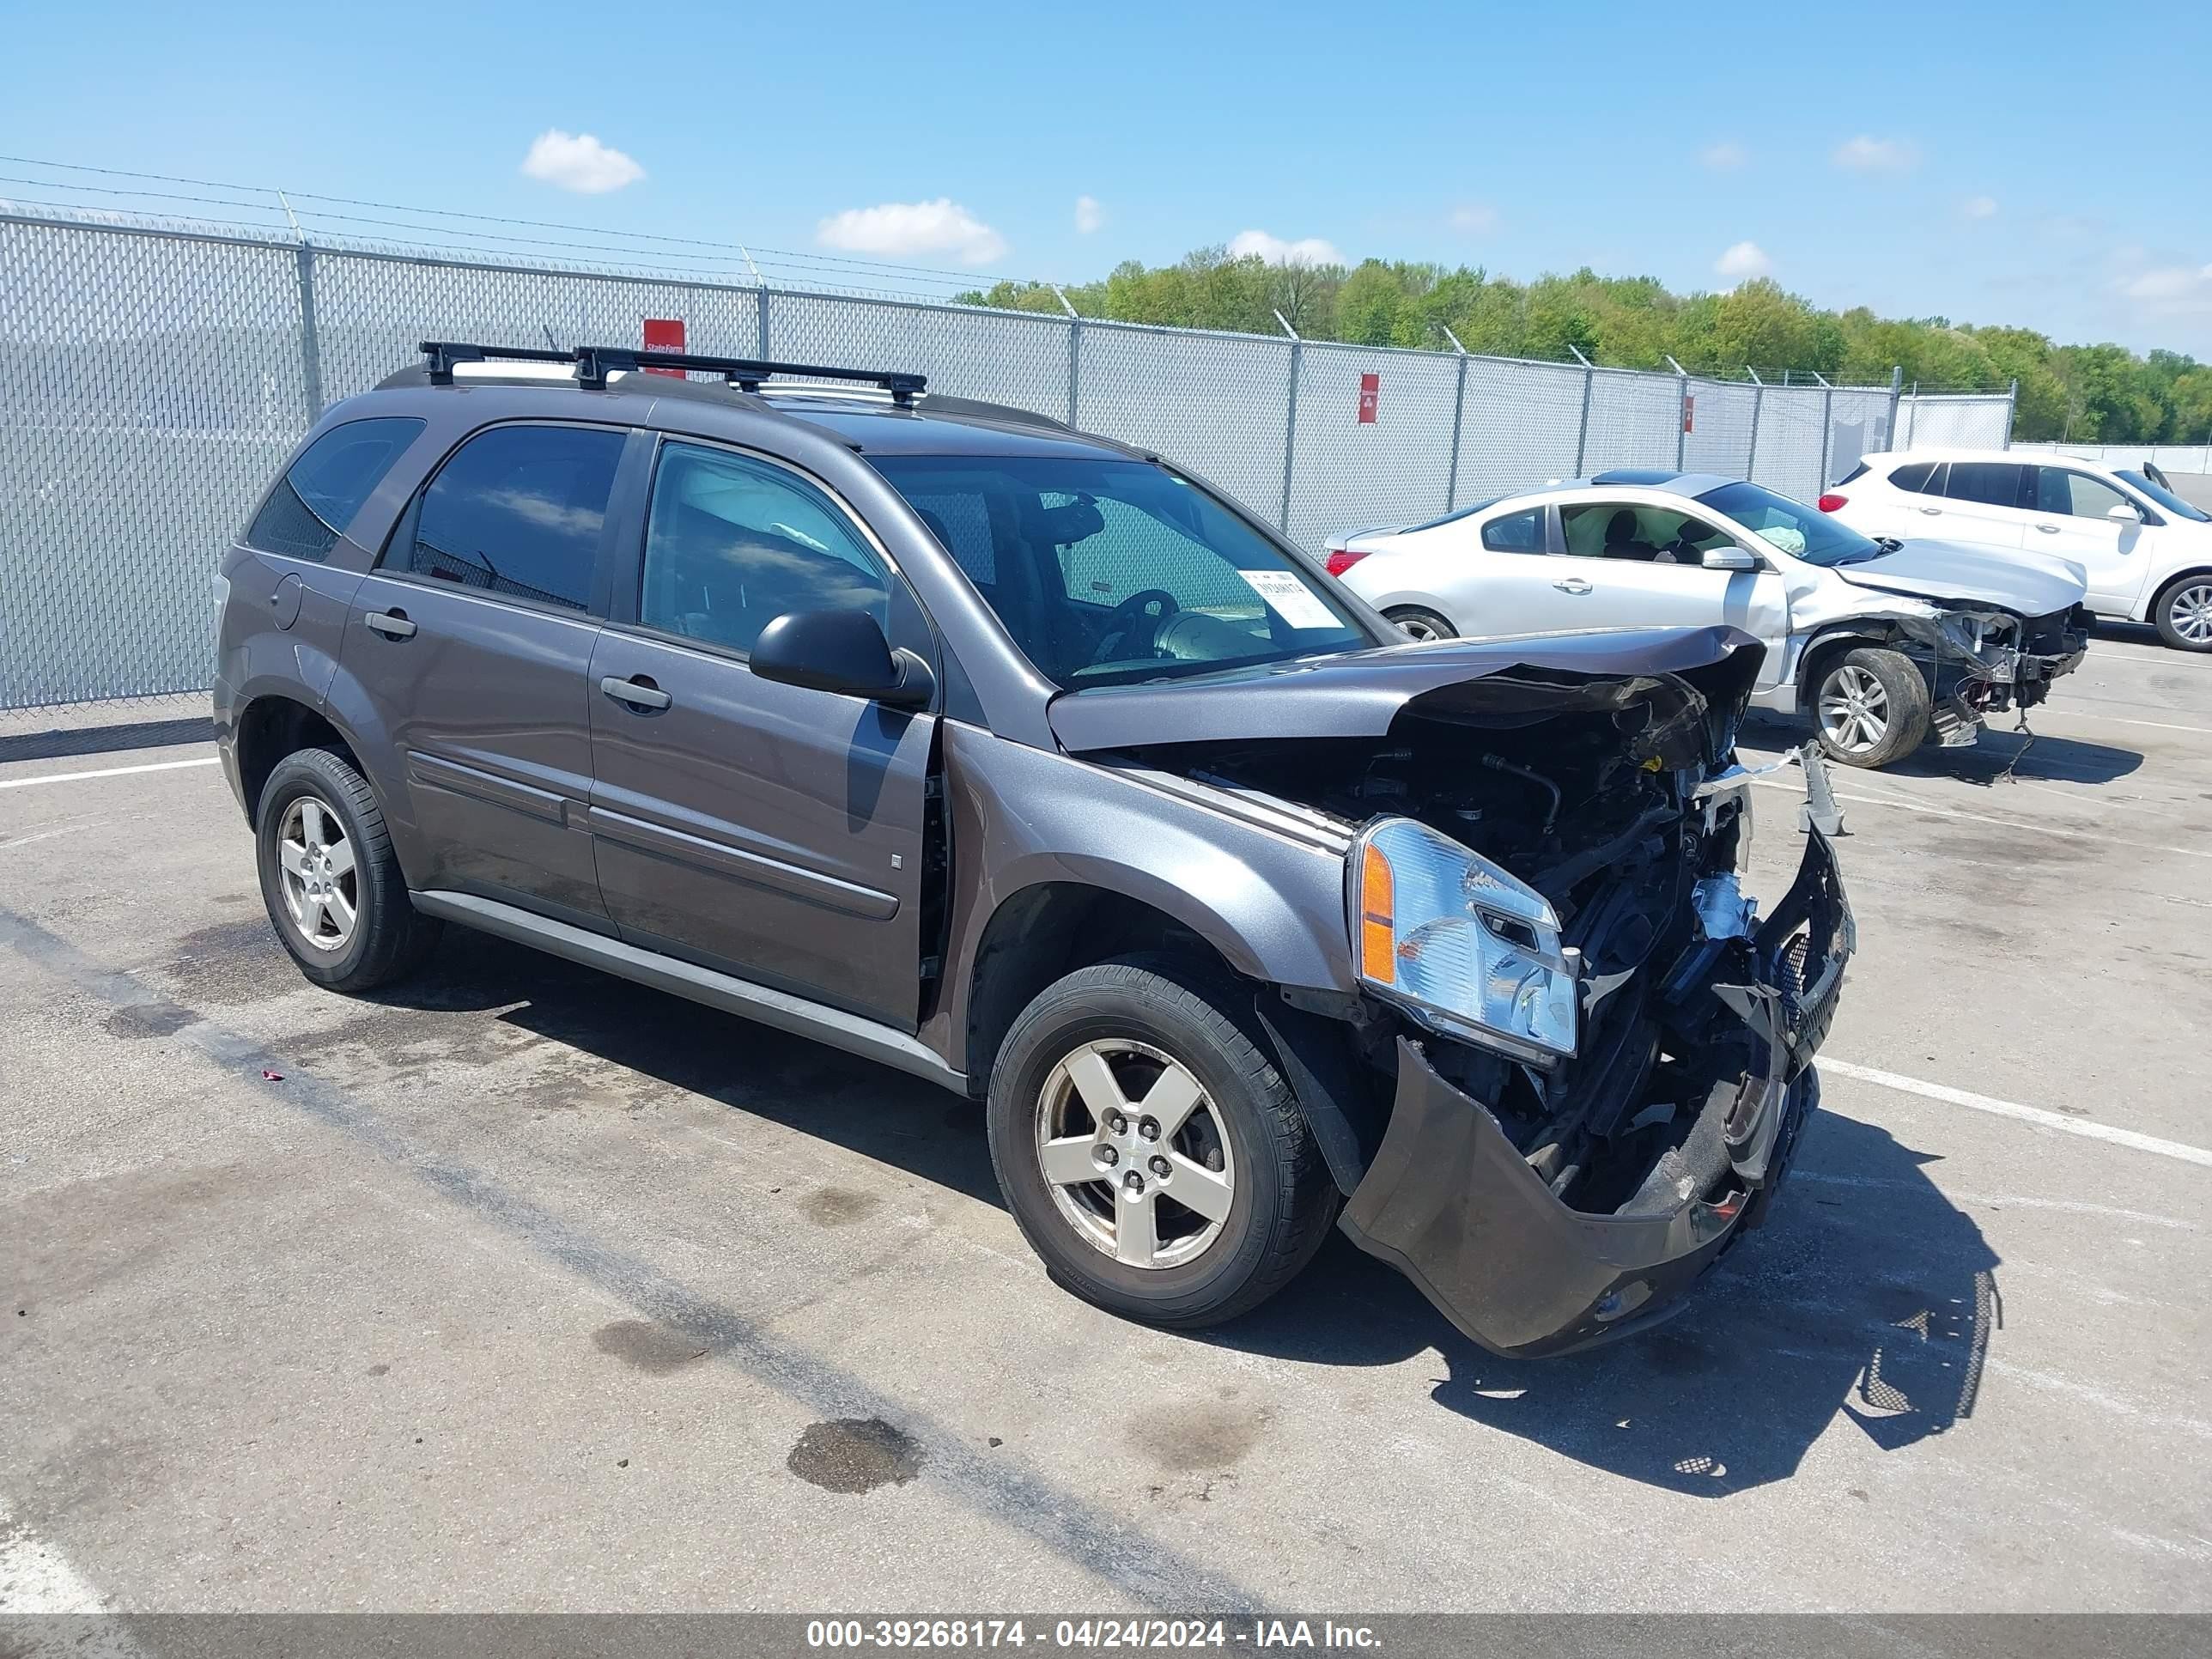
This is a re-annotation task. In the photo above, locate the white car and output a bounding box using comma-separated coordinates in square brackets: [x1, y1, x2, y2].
[1822, 447, 2212, 651]
[1327, 469, 2090, 769]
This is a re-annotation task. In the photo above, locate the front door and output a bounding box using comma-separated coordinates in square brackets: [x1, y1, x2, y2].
[1547, 501, 1792, 686]
[341, 420, 629, 928]
[2025, 465, 2149, 614]
[585, 439, 936, 1030]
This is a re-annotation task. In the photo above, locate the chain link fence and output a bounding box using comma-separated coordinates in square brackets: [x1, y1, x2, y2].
[2010, 441, 2212, 474]
[0, 208, 2018, 711]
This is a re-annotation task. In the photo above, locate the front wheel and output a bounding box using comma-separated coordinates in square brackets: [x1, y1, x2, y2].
[1813, 647, 1930, 769]
[2152, 574, 2212, 652]
[986, 958, 1337, 1328]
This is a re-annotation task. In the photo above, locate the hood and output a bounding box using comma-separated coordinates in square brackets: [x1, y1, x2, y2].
[1048, 624, 1753, 753]
[1831, 538, 2087, 615]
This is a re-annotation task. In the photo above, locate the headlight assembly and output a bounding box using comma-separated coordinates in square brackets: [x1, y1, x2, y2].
[1351, 817, 1580, 1061]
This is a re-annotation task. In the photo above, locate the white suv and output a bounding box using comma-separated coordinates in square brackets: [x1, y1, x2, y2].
[1823, 448, 2212, 651]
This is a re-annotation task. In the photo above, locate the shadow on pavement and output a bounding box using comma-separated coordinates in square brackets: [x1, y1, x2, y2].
[0, 715, 213, 764]
[367, 933, 1999, 1500]
[1881, 728, 2143, 787]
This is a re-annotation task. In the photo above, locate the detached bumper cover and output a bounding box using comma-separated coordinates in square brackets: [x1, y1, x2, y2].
[1340, 830, 1854, 1358]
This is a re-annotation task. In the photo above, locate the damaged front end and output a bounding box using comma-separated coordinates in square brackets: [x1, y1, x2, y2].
[1896, 604, 2090, 747]
[1127, 637, 1855, 1356]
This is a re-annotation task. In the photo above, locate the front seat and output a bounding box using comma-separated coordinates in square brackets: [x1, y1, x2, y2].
[1602, 509, 1650, 561]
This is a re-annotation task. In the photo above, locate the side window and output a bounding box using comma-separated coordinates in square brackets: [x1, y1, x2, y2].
[640, 442, 890, 656]
[2034, 468, 2128, 520]
[395, 424, 623, 611]
[1888, 461, 1937, 495]
[246, 416, 424, 562]
[1943, 461, 2026, 508]
[1562, 502, 1676, 562]
[1480, 508, 1545, 553]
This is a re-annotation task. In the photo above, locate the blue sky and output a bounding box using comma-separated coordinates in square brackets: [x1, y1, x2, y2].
[6, 0, 2209, 356]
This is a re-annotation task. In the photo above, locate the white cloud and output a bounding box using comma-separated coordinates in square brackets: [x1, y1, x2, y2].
[1449, 204, 1498, 234]
[1715, 240, 1773, 282]
[1228, 228, 1345, 267]
[1832, 135, 1917, 173]
[1699, 142, 1748, 171]
[520, 130, 644, 194]
[1074, 194, 1104, 234]
[816, 198, 1007, 265]
[1962, 195, 1998, 220]
[2118, 264, 2212, 314]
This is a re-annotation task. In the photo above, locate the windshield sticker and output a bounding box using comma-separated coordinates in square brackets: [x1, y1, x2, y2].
[1238, 569, 1340, 629]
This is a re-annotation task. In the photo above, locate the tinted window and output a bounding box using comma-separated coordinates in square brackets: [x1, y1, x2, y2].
[397, 424, 623, 611]
[1888, 461, 1937, 495]
[868, 455, 1366, 689]
[2032, 467, 2128, 520]
[1481, 508, 1545, 553]
[2117, 470, 2209, 523]
[1560, 503, 1728, 563]
[246, 416, 423, 562]
[1944, 462, 2025, 508]
[640, 443, 890, 655]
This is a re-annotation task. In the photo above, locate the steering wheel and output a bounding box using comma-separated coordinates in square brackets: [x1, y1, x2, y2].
[1097, 587, 1180, 659]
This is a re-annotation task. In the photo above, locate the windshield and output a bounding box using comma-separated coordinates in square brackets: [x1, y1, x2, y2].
[867, 455, 1370, 688]
[2117, 470, 2211, 524]
[1697, 480, 1886, 567]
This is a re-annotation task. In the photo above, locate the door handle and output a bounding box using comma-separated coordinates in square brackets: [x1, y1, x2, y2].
[2033, 523, 2060, 533]
[1917, 507, 1942, 515]
[1553, 578, 1594, 595]
[600, 674, 672, 711]
[363, 609, 416, 639]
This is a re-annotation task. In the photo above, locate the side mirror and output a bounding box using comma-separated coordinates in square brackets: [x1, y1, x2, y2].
[750, 610, 934, 708]
[2107, 502, 2143, 523]
[1702, 545, 1760, 572]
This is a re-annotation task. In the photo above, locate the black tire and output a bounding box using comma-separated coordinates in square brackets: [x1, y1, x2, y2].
[1811, 646, 1930, 769]
[986, 957, 1337, 1328]
[255, 747, 440, 992]
[2150, 572, 2212, 653]
[1385, 605, 1456, 643]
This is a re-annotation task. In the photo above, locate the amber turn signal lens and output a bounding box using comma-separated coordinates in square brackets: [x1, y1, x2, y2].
[1358, 842, 1395, 985]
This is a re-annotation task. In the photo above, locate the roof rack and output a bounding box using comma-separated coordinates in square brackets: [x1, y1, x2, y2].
[416, 341, 927, 405]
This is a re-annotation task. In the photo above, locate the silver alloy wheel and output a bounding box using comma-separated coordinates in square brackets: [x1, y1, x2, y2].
[1396, 614, 1446, 643]
[276, 794, 358, 953]
[2170, 581, 2212, 646]
[1034, 1038, 1237, 1270]
[1818, 663, 1890, 755]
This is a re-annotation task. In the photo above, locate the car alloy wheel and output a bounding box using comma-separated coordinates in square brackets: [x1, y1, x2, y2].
[1818, 663, 1889, 756]
[1033, 1037, 1236, 1269]
[276, 793, 359, 952]
[2171, 581, 2212, 646]
[1398, 615, 1445, 642]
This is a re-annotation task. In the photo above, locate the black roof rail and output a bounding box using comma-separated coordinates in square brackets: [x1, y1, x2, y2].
[416, 340, 927, 405]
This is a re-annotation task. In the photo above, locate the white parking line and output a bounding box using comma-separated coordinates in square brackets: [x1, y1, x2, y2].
[0, 755, 218, 791]
[1822, 1058, 2212, 1168]
[2039, 709, 2212, 737]
[1747, 776, 2212, 860]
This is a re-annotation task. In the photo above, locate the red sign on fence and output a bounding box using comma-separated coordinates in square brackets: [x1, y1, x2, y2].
[642, 317, 687, 377]
[1358, 372, 1380, 424]
[1682, 393, 1696, 434]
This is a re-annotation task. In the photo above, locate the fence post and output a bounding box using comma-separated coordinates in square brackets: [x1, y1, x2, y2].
[1745, 380, 1764, 482]
[2002, 378, 2018, 449]
[1887, 365, 1904, 453]
[1442, 325, 1468, 511]
[1279, 337, 1302, 534]
[1053, 286, 1081, 428]
[1573, 364, 1594, 477]
[757, 286, 771, 357]
[1666, 356, 1688, 470]
[1819, 385, 1835, 488]
[294, 241, 324, 420]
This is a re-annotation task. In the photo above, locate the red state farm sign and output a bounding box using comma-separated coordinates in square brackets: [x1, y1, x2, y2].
[642, 317, 686, 377]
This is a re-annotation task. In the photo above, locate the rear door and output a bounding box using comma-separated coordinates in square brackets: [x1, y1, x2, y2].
[584, 438, 936, 1029]
[341, 421, 629, 929]
[2025, 465, 2148, 612]
[1917, 459, 2030, 552]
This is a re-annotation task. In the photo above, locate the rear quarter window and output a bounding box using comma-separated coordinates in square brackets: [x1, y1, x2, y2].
[1887, 461, 1937, 494]
[245, 416, 425, 561]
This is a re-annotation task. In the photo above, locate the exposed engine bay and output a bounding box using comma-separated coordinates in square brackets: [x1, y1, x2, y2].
[1131, 650, 1852, 1252]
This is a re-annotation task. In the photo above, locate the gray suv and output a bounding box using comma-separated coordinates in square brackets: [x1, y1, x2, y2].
[213, 341, 1854, 1357]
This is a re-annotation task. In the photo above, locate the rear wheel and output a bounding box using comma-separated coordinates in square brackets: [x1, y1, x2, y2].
[256, 748, 440, 992]
[986, 957, 1336, 1328]
[2152, 574, 2212, 652]
[1385, 605, 1456, 643]
[1813, 647, 1929, 769]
